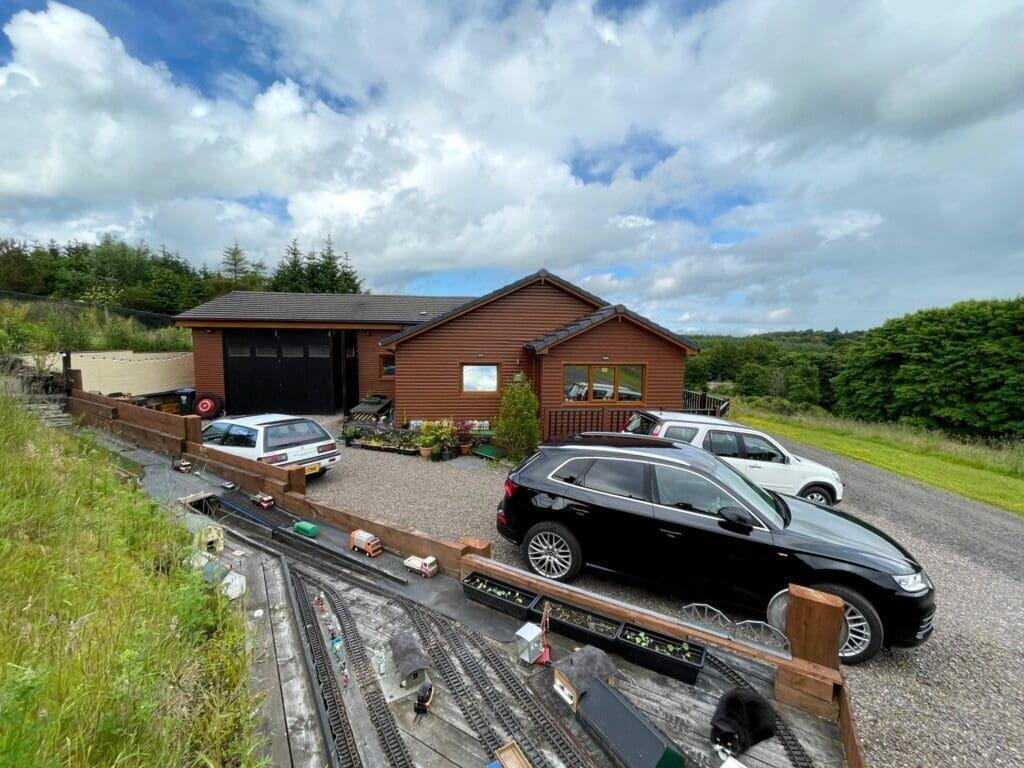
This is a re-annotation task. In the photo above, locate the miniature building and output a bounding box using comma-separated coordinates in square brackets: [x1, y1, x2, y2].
[578, 678, 685, 768]
[515, 622, 545, 664]
[388, 630, 429, 689]
[552, 645, 617, 712]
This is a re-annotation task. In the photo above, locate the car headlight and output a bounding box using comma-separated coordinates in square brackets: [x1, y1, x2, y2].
[893, 571, 932, 594]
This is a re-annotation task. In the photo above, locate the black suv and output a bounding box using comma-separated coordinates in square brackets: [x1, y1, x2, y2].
[496, 434, 935, 663]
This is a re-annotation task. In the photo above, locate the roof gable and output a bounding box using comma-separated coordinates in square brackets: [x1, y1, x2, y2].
[524, 304, 700, 354]
[379, 269, 606, 347]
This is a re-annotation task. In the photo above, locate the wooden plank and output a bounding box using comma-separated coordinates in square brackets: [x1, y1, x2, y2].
[777, 668, 835, 702]
[67, 396, 116, 420]
[459, 555, 842, 687]
[785, 585, 844, 671]
[838, 677, 868, 768]
[775, 680, 839, 721]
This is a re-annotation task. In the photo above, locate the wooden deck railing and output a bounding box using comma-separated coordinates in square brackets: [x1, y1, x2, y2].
[682, 389, 731, 417]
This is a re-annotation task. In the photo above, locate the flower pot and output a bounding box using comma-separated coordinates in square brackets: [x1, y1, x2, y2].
[615, 624, 705, 684]
[419, 446, 432, 460]
[440, 445, 455, 461]
[430, 448, 441, 461]
[532, 598, 621, 651]
[462, 573, 539, 620]
[460, 443, 472, 456]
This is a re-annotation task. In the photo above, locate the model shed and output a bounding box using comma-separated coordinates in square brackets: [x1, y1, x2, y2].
[177, 269, 700, 437]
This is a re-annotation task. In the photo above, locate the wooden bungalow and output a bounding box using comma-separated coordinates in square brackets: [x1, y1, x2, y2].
[175, 269, 701, 438]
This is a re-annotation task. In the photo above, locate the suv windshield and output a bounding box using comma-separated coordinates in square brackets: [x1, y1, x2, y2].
[623, 412, 657, 435]
[264, 420, 330, 450]
[711, 460, 785, 528]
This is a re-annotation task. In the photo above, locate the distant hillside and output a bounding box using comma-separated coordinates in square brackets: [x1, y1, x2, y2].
[691, 328, 865, 353]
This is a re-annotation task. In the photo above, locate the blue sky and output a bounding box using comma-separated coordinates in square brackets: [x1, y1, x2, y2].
[1, 0, 1022, 333]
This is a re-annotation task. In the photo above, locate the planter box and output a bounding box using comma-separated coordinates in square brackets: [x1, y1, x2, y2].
[462, 573, 539, 620]
[533, 598, 621, 651]
[615, 624, 705, 685]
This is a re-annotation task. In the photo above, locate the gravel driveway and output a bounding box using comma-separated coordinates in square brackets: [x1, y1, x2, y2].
[310, 443, 1024, 767]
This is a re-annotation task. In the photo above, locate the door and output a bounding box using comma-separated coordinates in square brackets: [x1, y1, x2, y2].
[738, 433, 792, 493]
[650, 463, 784, 612]
[223, 330, 336, 414]
[702, 429, 745, 473]
[571, 457, 657, 575]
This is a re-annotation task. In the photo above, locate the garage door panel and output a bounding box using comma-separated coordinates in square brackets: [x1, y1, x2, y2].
[223, 330, 335, 415]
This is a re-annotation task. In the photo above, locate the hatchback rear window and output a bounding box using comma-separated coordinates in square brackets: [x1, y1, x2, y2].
[623, 412, 657, 435]
[264, 420, 330, 449]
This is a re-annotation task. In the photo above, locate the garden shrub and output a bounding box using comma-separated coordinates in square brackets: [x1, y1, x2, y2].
[495, 372, 540, 462]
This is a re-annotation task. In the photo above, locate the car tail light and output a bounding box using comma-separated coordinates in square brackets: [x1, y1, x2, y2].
[259, 453, 287, 464]
[317, 442, 337, 453]
[496, 509, 508, 525]
[504, 478, 517, 498]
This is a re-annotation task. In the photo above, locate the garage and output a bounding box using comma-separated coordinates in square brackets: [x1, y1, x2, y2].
[223, 329, 353, 414]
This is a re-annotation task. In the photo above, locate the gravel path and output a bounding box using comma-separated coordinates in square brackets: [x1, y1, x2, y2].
[310, 443, 1024, 767]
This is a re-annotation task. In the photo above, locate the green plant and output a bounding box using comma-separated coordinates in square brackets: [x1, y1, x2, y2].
[495, 373, 540, 462]
[341, 425, 362, 439]
[420, 419, 457, 449]
[454, 419, 473, 445]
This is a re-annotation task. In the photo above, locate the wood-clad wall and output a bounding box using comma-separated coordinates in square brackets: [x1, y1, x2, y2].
[191, 329, 225, 398]
[539, 317, 687, 415]
[394, 281, 599, 423]
[356, 329, 397, 400]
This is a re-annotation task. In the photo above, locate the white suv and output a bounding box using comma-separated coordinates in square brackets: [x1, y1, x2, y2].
[623, 410, 843, 505]
[201, 414, 339, 476]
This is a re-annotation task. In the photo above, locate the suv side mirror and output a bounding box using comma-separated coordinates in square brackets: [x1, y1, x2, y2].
[718, 506, 756, 531]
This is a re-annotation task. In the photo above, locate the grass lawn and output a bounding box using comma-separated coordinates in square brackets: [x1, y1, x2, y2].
[733, 406, 1024, 516]
[0, 396, 261, 766]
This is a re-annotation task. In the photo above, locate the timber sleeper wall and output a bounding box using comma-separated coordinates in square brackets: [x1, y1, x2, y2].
[67, 390, 490, 575]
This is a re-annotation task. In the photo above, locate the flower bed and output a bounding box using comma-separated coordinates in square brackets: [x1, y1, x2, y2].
[462, 573, 539, 619]
[535, 599, 622, 650]
[616, 624, 705, 684]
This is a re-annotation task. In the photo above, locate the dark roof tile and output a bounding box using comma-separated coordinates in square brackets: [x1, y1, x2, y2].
[175, 291, 471, 324]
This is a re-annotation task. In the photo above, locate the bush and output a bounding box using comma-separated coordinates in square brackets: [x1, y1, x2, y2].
[495, 373, 540, 462]
[419, 419, 457, 449]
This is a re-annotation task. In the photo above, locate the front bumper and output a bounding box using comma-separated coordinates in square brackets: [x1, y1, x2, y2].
[883, 587, 936, 648]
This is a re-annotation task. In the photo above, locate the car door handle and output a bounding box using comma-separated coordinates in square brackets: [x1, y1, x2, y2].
[747, 463, 763, 469]
[658, 528, 683, 539]
[568, 505, 590, 517]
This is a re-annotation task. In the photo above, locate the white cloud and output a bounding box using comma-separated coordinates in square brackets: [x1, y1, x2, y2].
[1, 0, 1022, 331]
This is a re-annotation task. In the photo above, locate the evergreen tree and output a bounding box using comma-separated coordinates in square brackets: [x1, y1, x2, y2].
[337, 250, 362, 294]
[220, 241, 248, 286]
[270, 239, 308, 292]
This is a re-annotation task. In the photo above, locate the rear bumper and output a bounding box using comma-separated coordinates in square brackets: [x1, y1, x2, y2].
[282, 451, 340, 472]
[496, 499, 522, 545]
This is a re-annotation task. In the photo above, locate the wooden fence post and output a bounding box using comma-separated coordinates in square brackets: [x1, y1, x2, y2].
[775, 584, 844, 719]
[183, 415, 202, 445]
[286, 466, 307, 495]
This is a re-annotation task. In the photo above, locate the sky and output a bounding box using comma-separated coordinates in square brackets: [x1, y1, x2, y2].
[0, 1, 1022, 334]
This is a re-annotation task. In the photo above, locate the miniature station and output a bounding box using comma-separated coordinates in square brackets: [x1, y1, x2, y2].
[70, 392, 857, 768]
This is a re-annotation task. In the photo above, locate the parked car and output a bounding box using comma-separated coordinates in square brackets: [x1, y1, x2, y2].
[201, 414, 339, 476]
[623, 410, 843, 505]
[496, 434, 934, 664]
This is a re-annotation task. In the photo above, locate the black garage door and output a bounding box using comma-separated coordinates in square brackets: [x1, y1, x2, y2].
[224, 330, 337, 414]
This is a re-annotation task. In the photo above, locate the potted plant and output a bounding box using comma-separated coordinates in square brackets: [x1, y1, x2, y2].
[462, 572, 539, 620]
[454, 420, 473, 455]
[534, 599, 621, 650]
[341, 425, 361, 447]
[616, 624, 705, 684]
[417, 434, 435, 460]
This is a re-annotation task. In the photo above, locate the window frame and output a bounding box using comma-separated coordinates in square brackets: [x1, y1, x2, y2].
[650, 462, 770, 531]
[702, 429, 744, 458]
[458, 361, 501, 395]
[379, 353, 396, 380]
[547, 456, 652, 503]
[561, 362, 647, 405]
[739, 433, 787, 464]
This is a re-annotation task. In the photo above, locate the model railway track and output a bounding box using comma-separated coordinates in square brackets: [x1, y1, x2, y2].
[705, 653, 815, 768]
[313, 577, 416, 768]
[301, 565, 596, 768]
[289, 569, 362, 768]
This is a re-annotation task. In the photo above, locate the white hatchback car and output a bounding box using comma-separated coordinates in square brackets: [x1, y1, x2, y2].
[201, 414, 339, 476]
[623, 410, 843, 505]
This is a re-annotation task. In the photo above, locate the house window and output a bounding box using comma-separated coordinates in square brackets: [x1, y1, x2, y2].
[461, 364, 499, 393]
[563, 364, 646, 403]
[379, 354, 396, 378]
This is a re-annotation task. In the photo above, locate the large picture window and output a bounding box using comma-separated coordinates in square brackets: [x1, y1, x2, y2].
[461, 363, 499, 393]
[563, 363, 646, 403]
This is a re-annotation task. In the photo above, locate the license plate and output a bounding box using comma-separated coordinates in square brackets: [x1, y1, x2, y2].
[304, 463, 320, 475]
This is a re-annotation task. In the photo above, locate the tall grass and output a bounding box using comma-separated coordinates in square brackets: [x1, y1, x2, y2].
[0, 300, 192, 354]
[0, 397, 261, 766]
[732, 398, 1024, 479]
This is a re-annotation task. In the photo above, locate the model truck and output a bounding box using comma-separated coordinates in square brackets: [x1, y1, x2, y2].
[403, 555, 439, 578]
[350, 529, 382, 557]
